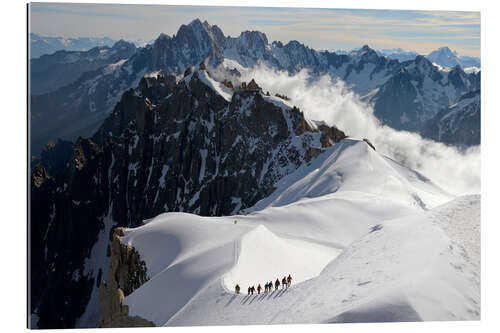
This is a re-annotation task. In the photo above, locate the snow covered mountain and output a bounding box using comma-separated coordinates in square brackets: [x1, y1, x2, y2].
[30, 43, 148, 155]
[426, 46, 481, 69]
[30, 19, 480, 156]
[371, 56, 480, 132]
[377, 46, 481, 70]
[422, 89, 481, 146]
[378, 48, 419, 62]
[30, 66, 345, 328]
[96, 139, 479, 327]
[30, 40, 137, 95]
[29, 33, 115, 59]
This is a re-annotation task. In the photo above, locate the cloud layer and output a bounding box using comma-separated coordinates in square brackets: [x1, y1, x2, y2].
[237, 64, 480, 196]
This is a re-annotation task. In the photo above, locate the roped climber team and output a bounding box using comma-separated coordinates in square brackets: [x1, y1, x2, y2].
[238, 274, 292, 295]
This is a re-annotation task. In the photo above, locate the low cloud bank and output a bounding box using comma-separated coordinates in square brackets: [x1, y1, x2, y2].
[234, 64, 480, 196]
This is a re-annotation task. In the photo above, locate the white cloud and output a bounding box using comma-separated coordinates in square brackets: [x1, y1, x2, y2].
[237, 64, 480, 195]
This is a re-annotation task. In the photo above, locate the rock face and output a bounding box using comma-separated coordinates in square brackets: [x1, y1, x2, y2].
[422, 89, 481, 147]
[30, 68, 346, 328]
[98, 228, 154, 328]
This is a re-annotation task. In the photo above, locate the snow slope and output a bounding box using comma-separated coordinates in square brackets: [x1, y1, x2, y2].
[248, 138, 452, 212]
[168, 195, 479, 325]
[117, 139, 477, 326]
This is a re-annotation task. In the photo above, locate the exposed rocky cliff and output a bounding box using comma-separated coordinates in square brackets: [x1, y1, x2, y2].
[98, 228, 154, 328]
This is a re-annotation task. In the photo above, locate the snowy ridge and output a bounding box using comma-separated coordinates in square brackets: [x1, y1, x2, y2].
[168, 195, 480, 325]
[248, 138, 452, 211]
[114, 139, 476, 326]
[196, 70, 233, 102]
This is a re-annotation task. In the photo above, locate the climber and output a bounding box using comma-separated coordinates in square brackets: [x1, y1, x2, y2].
[282, 277, 287, 289]
[257, 284, 262, 294]
[235, 284, 240, 294]
[275, 279, 280, 290]
[287, 274, 292, 287]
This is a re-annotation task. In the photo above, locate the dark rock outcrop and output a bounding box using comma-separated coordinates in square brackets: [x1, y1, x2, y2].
[30, 137, 113, 328]
[98, 228, 153, 328]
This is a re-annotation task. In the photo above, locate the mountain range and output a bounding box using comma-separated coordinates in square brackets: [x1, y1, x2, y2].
[29, 19, 481, 329]
[30, 33, 115, 59]
[377, 46, 481, 70]
[30, 19, 480, 155]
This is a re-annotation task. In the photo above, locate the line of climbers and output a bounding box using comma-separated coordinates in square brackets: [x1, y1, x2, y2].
[234, 275, 292, 295]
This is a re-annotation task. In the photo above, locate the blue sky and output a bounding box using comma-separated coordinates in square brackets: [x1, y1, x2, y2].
[29, 3, 480, 56]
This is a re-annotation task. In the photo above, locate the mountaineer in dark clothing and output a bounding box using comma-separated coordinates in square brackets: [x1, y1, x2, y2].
[282, 277, 287, 289]
[275, 279, 280, 290]
[235, 284, 240, 294]
[248, 286, 251, 295]
[257, 284, 262, 294]
[287, 275, 292, 287]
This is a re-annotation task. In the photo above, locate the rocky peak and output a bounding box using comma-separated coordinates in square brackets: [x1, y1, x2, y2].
[238, 30, 269, 48]
[272, 41, 284, 48]
[357, 45, 379, 63]
[98, 228, 153, 328]
[412, 55, 441, 80]
[156, 33, 171, 41]
[283, 40, 313, 55]
[71, 138, 102, 171]
[239, 79, 261, 92]
[426, 46, 460, 68]
[112, 39, 136, 52]
[429, 46, 456, 58]
[32, 164, 51, 188]
[150, 19, 225, 73]
[137, 74, 176, 104]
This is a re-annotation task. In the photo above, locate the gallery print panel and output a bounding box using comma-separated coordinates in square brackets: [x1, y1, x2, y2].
[28, 2, 480, 329]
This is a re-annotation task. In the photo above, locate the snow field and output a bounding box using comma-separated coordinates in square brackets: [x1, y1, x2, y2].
[223, 224, 341, 292]
[115, 139, 473, 326]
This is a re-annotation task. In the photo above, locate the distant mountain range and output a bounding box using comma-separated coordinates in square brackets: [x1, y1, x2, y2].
[30, 19, 480, 155]
[377, 46, 481, 70]
[29, 33, 154, 59]
[29, 33, 115, 59]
